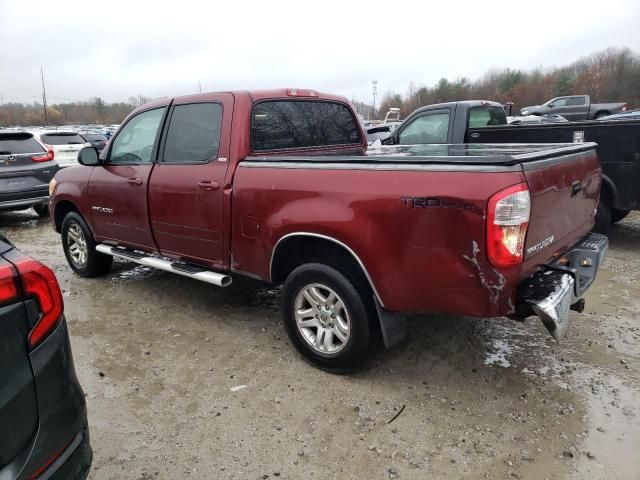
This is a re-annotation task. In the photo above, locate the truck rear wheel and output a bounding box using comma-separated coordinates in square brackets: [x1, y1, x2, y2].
[282, 262, 377, 373]
[62, 212, 112, 277]
[593, 201, 611, 234]
[33, 204, 49, 218]
[612, 208, 630, 224]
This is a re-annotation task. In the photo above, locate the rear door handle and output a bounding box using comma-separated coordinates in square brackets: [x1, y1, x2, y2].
[571, 180, 582, 196]
[127, 177, 143, 186]
[197, 181, 220, 191]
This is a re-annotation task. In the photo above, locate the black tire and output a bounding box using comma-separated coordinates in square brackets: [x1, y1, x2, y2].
[33, 204, 49, 217]
[282, 262, 378, 374]
[611, 208, 631, 224]
[593, 201, 611, 234]
[61, 212, 112, 277]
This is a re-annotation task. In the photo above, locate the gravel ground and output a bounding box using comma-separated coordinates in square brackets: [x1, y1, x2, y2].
[2, 211, 639, 480]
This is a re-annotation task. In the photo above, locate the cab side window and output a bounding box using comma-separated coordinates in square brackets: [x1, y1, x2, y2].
[109, 107, 166, 164]
[551, 98, 568, 107]
[567, 97, 586, 106]
[162, 103, 222, 163]
[398, 113, 450, 145]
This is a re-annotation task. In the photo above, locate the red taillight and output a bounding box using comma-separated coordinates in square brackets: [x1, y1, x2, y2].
[32, 149, 55, 162]
[0, 263, 19, 304]
[486, 183, 531, 267]
[27, 436, 74, 480]
[14, 259, 64, 349]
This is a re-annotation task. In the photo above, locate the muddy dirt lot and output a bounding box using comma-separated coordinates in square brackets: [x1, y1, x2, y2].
[2, 211, 639, 480]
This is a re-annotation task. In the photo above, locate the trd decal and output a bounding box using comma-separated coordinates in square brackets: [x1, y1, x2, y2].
[526, 235, 555, 255]
[91, 206, 113, 214]
[401, 196, 483, 215]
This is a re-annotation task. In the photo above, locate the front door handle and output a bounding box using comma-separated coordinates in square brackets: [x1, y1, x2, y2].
[197, 180, 220, 191]
[127, 177, 143, 186]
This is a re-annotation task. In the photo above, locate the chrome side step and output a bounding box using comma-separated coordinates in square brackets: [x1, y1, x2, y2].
[96, 244, 232, 287]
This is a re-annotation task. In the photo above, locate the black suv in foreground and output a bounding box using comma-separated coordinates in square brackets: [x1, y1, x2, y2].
[0, 235, 91, 479]
[0, 131, 58, 217]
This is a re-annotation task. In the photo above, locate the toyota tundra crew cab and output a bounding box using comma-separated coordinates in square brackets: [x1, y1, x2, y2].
[49, 89, 607, 373]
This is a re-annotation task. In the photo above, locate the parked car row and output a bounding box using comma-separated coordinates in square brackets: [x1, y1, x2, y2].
[0, 127, 109, 217]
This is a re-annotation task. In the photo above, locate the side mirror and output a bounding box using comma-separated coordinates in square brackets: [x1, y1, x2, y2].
[382, 134, 397, 145]
[547, 104, 554, 108]
[78, 147, 101, 166]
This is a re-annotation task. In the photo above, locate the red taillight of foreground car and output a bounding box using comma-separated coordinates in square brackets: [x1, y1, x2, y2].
[32, 149, 55, 162]
[0, 263, 19, 305]
[13, 258, 64, 349]
[487, 183, 531, 267]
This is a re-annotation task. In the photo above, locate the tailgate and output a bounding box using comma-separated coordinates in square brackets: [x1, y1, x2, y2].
[522, 146, 601, 265]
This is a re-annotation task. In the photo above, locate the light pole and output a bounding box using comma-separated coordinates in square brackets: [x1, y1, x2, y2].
[372, 80, 378, 121]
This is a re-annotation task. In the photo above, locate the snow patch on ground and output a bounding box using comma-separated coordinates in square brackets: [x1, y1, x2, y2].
[484, 339, 513, 367]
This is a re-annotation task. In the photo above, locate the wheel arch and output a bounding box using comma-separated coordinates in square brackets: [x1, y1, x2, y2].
[269, 232, 385, 307]
[54, 200, 80, 233]
[600, 173, 618, 209]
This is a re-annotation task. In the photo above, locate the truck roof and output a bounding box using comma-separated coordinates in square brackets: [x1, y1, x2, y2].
[133, 89, 351, 113]
[411, 100, 503, 114]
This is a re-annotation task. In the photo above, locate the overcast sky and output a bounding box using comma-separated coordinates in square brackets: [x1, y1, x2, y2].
[1, 0, 639, 105]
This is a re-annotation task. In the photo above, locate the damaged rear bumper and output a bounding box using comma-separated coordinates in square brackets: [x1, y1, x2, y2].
[517, 232, 608, 341]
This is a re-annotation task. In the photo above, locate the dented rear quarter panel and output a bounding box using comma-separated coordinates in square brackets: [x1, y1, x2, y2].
[231, 164, 532, 317]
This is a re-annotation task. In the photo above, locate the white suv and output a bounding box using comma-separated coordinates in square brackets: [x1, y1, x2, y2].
[29, 130, 89, 168]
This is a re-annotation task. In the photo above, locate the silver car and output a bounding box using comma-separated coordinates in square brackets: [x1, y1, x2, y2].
[0, 131, 58, 217]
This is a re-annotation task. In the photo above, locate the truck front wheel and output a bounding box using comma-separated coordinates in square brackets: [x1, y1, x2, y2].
[282, 263, 377, 373]
[61, 212, 112, 277]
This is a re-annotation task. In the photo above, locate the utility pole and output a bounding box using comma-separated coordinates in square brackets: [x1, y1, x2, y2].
[40, 67, 49, 125]
[198, 81, 202, 94]
[371, 80, 378, 121]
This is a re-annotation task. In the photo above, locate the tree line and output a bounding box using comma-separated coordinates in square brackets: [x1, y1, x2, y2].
[0, 96, 153, 127]
[1, 47, 638, 127]
[372, 47, 639, 119]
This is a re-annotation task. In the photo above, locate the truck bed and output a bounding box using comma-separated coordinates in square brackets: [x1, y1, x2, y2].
[236, 142, 600, 317]
[247, 142, 597, 166]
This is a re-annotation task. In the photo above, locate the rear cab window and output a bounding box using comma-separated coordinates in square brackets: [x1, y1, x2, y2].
[567, 97, 586, 106]
[0, 133, 46, 154]
[468, 106, 507, 128]
[251, 100, 361, 151]
[41, 133, 86, 145]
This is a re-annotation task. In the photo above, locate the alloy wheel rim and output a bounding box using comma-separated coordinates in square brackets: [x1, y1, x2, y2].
[294, 283, 351, 355]
[67, 223, 88, 267]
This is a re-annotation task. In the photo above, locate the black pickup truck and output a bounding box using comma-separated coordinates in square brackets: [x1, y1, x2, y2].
[382, 100, 640, 232]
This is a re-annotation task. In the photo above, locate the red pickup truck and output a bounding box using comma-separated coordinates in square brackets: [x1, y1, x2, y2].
[49, 89, 608, 372]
